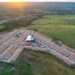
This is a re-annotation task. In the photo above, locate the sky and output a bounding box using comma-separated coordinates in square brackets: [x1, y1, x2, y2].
[0, 0, 75, 2]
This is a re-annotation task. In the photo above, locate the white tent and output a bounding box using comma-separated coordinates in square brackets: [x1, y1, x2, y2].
[26, 35, 35, 42]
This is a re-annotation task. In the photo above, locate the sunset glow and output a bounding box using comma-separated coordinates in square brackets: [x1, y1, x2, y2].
[3, 2, 30, 9]
[0, 0, 75, 2]
[0, 0, 74, 9]
[5, 3, 24, 9]
[7, 0, 25, 2]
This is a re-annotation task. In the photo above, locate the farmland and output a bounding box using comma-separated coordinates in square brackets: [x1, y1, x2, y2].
[1, 49, 75, 75]
[30, 15, 75, 49]
[1, 2, 75, 75]
[0, 16, 34, 32]
[1, 14, 75, 75]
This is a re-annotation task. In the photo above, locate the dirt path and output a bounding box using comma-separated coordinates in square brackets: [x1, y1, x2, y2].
[0, 29, 75, 67]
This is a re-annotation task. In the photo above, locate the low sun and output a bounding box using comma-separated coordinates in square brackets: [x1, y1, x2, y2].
[7, 0, 25, 2]
[6, 3, 25, 9]
[4, 2, 29, 9]
[3, 0, 29, 9]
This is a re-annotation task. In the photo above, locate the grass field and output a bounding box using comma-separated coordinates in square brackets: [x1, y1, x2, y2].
[30, 15, 75, 49]
[13, 49, 75, 75]
[0, 19, 31, 32]
[0, 15, 39, 32]
[1, 15, 75, 75]
[1, 49, 75, 75]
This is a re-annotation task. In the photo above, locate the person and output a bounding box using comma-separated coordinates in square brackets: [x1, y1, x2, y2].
[16, 32, 21, 37]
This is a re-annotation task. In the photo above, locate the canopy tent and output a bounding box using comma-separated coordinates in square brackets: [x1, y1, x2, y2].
[25, 34, 35, 42]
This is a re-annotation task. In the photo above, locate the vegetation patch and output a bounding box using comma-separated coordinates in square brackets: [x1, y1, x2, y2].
[1, 49, 75, 75]
[30, 15, 75, 48]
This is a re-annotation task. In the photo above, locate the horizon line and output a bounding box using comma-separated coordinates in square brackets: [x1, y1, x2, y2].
[0, 1, 75, 2]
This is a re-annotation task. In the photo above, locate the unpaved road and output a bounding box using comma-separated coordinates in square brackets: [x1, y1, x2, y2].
[0, 29, 75, 67]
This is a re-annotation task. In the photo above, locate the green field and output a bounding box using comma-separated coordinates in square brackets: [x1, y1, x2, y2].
[1, 49, 75, 75]
[30, 15, 75, 48]
[0, 19, 31, 32]
[0, 15, 39, 32]
[1, 15, 75, 75]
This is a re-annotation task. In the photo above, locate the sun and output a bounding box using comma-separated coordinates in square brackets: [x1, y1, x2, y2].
[2, 0, 30, 9]
[4, 2, 29, 9]
[6, 3, 25, 9]
[7, 0, 25, 2]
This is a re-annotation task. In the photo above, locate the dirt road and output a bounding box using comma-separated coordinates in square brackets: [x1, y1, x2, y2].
[0, 29, 75, 67]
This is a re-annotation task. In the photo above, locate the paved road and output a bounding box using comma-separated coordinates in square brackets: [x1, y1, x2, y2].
[0, 29, 75, 67]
